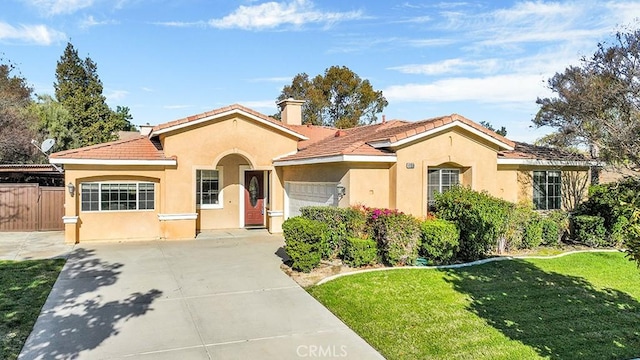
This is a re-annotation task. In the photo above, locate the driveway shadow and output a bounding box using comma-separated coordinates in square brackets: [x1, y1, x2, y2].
[19, 248, 163, 360]
[442, 259, 640, 359]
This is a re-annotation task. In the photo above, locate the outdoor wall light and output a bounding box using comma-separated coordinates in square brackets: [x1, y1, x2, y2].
[336, 183, 346, 199]
[67, 182, 75, 197]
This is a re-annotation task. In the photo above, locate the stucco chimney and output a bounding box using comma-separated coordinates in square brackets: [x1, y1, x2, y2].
[139, 123, 153, 136]
[277, 98, 305, 126]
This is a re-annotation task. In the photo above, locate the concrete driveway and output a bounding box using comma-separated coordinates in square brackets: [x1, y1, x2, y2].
[18, 230, 384, 359]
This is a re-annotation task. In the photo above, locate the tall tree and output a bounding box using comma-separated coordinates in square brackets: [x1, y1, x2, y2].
[534, 28, 640, 266]
[534, 29, 640, 169]
[0, 59, 38, 163]
[55, 42, 133, 146]
[28, 94, 78, 152]
[277, 65, 388, 128]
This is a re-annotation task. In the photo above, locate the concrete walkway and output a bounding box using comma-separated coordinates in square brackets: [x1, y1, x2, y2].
[0, 231, 72, 261]
[17, 231, 384, 359]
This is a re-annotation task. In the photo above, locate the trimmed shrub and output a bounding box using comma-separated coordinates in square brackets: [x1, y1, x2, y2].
[420, 219, 459, 264]
[367, 208, 421, 266]
[342, 237, 378, 267]
[282, 217, 327, 272]
[300, 206, 366, 258]
[503, 202, 537, 251]
[572, 215, 607, 247]
[609, 216, 629, 247]
[540, 217, 561, 246]
[434, 186, 512, 261]
[522, 215, 544, 248]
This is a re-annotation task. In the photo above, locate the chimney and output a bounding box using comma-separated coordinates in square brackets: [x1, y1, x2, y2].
[139, 123, 154, 136]
[382, 115, 386, 124]
[277, 98, 305, 126]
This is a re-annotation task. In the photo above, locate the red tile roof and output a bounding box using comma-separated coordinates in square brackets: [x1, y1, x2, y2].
[276, 115, 514, 162]
[287, 124, 338, 150]
[50, 136, 173, 161]
[499, 142, 591, 161]
[151, 103, 304, 138]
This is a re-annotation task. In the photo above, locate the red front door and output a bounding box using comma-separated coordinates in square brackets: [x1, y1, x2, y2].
[244, 171, 265, 227]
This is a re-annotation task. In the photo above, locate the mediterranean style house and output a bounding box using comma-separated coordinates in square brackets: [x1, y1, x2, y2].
[50, 99, 596, 243]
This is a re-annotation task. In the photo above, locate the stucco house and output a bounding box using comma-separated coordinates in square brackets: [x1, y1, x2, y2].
[50, 99, 596, 243]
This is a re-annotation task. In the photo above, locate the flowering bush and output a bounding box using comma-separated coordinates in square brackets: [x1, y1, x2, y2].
[365, 207, 421, 266]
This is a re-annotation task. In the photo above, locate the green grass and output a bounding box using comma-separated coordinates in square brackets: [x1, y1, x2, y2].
[0, 259, 65, 360]
[308, 252, 640, 359]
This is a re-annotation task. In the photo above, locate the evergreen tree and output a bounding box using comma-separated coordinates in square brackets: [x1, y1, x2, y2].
[54, 42, 133, 146]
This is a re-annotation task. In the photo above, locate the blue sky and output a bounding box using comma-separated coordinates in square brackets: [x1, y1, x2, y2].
[1, 0, 638, 142]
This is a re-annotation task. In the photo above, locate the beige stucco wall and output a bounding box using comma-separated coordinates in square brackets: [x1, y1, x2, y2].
[394, 128, 502, 217]
[62, 165, 167, 243]
[65, 114, 300, 242]
[510, 166, 591, 210]
[159, 115, 298, 233]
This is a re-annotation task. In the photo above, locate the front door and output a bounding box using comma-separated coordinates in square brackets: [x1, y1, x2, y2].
[244, 171, 265, 227]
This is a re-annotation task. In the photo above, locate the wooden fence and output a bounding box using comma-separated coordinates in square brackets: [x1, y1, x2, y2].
[0, 184, 64, 231]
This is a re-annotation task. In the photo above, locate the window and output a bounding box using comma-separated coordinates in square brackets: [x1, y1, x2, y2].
[196, 169, 223, 208]
[81, 182, 155, 211]
[427, 168, 460, 207]
[533, 170, 561, 210]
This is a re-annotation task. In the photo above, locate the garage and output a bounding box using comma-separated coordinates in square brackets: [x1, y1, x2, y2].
[285, 182, 339, 218]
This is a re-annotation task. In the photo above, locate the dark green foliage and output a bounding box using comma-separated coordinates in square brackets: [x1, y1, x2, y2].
[300, 206, 366, 258]
[367, 208, 421, 266]
[434, 186, 512, 261]
[420, 219, 459, 264]
[282, 217, 327, 272]
[277, 65, 388, 128]
[541, 216, 561, 246]
[572, 215, 607, 247]
[342, 237, 378, 267]
[55, 42, 134, 147]
[522, 215, 544, 248]
[575, 177, 640, 246]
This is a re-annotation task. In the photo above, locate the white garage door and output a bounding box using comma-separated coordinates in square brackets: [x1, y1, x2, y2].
[286, 182, 338, 218]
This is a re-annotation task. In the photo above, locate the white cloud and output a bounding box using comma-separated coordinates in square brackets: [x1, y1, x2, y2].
[79, 15, 117, 29]
[389, 58, 501, 75]
[0, 22, 66, 45]
[384, 74, 551, 104]
[23, 0, 95, 16]
[105, 90, 128, 102]
[152, 21, 206, 28]
[208, 0, 364, 30]
[141, 87, 154, 92]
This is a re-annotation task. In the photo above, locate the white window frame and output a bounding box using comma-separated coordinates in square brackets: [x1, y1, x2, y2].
[533, 170, 562, 210]
[80, 182, 156, 212]
[195, 166, 224, 210]
[427, 168, 460, 207]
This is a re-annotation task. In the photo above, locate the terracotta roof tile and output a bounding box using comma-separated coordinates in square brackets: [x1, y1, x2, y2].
[498, 142, 591, 161]
[152, 103, 303, 137]
[50, 136, 172, 161]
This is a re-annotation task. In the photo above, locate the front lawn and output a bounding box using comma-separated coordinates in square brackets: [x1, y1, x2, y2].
[0, 259, 65, 360]
[308, 252, 640, 359]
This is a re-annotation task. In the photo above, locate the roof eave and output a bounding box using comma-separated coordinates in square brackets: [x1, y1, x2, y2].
[497, 158, 603, 166]
[274, 154, 397, 167]
[50, 158, 177, 166]
[368, 121, 514, 151]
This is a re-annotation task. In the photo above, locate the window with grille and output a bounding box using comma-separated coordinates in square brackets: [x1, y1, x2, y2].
[427, 168, 460, 207]
[533, 170, 562, 210]
[81, 182, 155, 211]
[196, 169, 223, 208]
